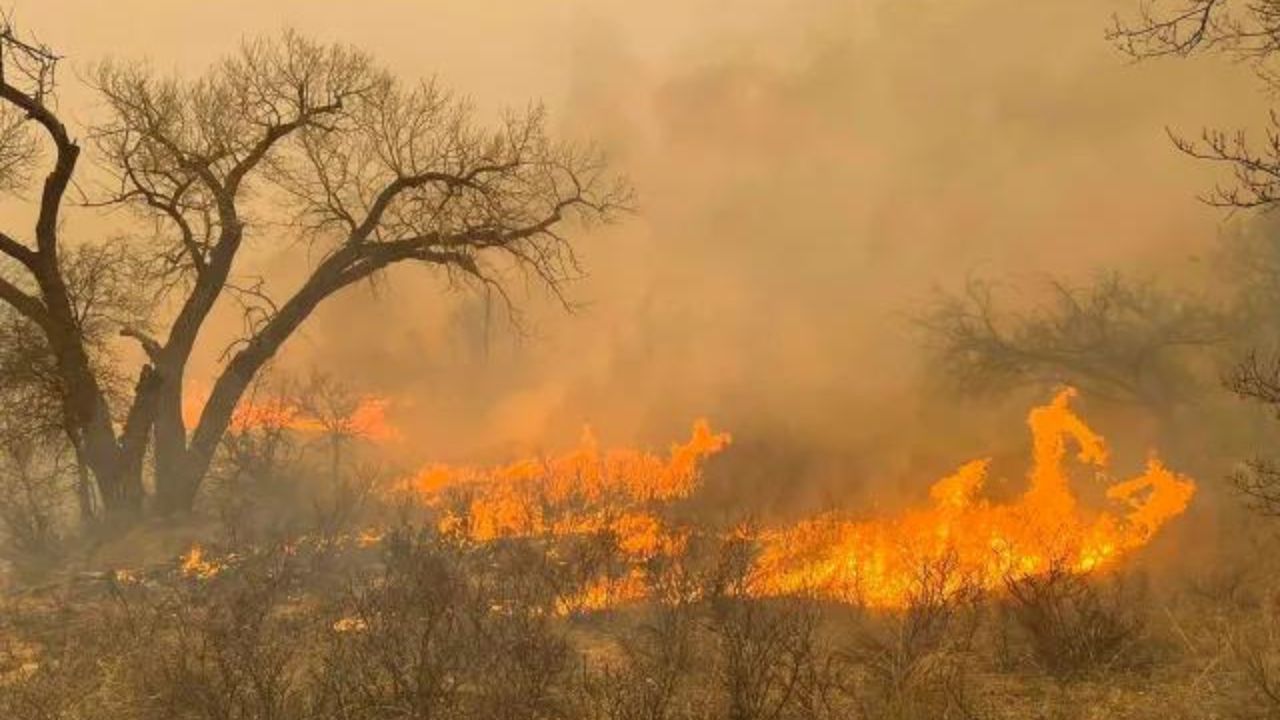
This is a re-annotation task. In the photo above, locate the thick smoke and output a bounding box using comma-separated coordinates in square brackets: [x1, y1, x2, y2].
[15, 0, 1272, 514]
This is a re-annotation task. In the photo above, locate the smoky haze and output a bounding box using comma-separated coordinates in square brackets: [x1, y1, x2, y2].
[14, 0, 1268, 511]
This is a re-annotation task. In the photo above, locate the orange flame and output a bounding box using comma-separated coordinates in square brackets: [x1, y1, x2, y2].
[748, 388, 1196, 607]
[404, 420, 732, 561]
[181, 390, 399, 442]
[399, 390, 1195, 612]
[179, 544, 224, 579]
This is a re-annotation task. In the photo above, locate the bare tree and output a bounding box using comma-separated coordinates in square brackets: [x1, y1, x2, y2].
[1110, 2, 1280, 210]
[1223, 352, 1280, 513]
[0, 24, 628, 522]
[916, 273, 1225, 413]
[1111, 2, 1280, 508]
[292, 371, 367, 489]
[0, 238, 152, 526]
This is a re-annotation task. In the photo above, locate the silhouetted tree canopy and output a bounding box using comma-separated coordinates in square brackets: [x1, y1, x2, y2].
[918, 273, 1226, 413]
[0, 24, 629, 522]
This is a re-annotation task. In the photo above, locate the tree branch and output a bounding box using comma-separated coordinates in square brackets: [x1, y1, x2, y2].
[0, 274, 50, 330]
[119, 326, 162, 362]
[0, 230, 35, 268]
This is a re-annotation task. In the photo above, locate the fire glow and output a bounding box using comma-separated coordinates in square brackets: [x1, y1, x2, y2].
[400, 389, 1196, 610]
[406, 420, 730, 546]
[749, 389, 1196, 607]
[181, 390, 399, 442]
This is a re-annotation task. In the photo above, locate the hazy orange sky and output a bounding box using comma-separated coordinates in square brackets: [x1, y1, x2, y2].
[10, 0, 1271, 478]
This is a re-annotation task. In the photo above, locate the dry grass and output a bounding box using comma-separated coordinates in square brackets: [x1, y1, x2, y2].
[3, 529, 1279, 720]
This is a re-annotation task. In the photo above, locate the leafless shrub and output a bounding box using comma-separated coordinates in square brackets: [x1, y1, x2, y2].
[707, 595, 829, 720]
[0, 521, 1187, 719]
[313, 528, 574, 720]
[695, 536, 834, 720]
[838, 554, 988, 720]
[578, 597, 710, 720]
[1165, 554, 1280, 718]
[580, 662, 689, 720]
[574, 533, 728, 718]
[0, 549, 310, 720]
[0, 593, 126, 720]
[309, 461, 383, 546]
[1186, 562, 1259, 614]
[111, 550, 309, 720]
[0, 442, 69, 569]
[458, 540, 577, 720]
[203, 377, 306, 545]
[1002, 564, 1147, 680]
[202, 371, 389, 547]
[578, 533, 757, 720]
[312, 531, 484, 719]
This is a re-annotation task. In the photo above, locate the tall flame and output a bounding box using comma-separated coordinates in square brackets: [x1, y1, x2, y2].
[749, 388, 1196, 607]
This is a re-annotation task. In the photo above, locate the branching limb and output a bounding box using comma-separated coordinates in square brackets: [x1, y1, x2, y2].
[119, 326, 162, 362]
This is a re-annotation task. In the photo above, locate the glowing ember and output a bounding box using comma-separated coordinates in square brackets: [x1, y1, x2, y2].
[331, 617, 368, 633]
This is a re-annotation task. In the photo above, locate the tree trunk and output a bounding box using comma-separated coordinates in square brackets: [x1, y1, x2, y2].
[147, 246, 401, 515]
[154, 452, 203, 517]
[91, 453, 145, 525]
[69, 438, 97, 526]
[152, 376, 197, 516]
[150, 363, 249, 516]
